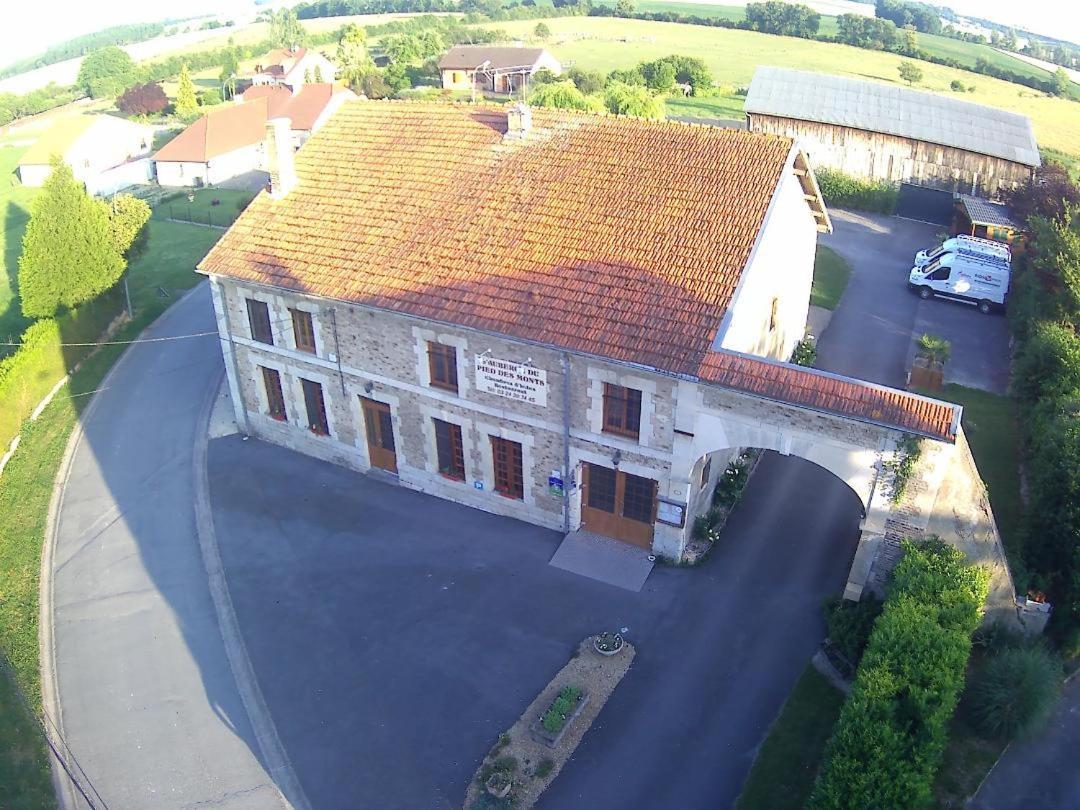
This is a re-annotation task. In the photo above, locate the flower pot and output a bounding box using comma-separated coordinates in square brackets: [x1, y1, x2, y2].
[593, 633, 624, 656]
[485, 773, 512, 799]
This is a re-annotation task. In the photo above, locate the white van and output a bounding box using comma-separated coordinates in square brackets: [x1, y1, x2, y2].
[908, 252, 1009, 313]
[915, 235, 1011, 268]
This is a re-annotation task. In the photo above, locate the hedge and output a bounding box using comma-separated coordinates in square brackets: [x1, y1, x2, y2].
[0, 285, 124, 453]
[814, 168, 899, 215]
[809, 540, 989, 810]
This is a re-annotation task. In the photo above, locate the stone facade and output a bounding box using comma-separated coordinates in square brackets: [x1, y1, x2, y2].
[209, 275, 911, 562]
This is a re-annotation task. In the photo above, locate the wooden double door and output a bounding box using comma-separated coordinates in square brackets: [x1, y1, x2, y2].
[580, 462, 657, 549]
[361, 397, 397, 473]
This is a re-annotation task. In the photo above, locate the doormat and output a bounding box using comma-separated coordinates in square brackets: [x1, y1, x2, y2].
[549, 530, 654, 592]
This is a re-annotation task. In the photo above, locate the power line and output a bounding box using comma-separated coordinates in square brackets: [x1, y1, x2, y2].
[0, 331, 218, 348]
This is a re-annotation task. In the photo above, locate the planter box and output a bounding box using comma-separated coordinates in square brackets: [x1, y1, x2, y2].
[909, 357, 944, 391]
[529, 690, 590, 749]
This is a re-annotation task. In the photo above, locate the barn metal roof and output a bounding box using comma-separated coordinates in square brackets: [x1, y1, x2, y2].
[745, 67, 1041, 168]
[959, 194, 1021, 229]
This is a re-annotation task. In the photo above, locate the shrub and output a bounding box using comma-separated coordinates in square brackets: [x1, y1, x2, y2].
[950, 78, 965, 91]
[528, 80, 602, 112]
[791, 338, 817, 367]
[712, 454, 751, 509]
[970, 645, 1062, 739]
[916, 332, 951, 363]
[823, 594, 883, 670]
[541, 686, 582, 733]
[535, 758, 554, 778]
[809, 540, 989, 810]
[198, 87, 222, 106]
[117, 81, 168, 116]
[603, 81, 665, 118]
[1013, 320, 1080, 403]
[533, 22, 551, 39]
[813, 167, 898, 214]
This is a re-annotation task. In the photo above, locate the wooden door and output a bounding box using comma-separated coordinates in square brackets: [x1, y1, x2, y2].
[580, 463, 656, 549]
[361, 397, 397, 473]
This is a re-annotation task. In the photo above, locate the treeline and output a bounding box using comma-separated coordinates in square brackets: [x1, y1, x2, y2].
[0, 84, 82, 127]
[874, 0, 941, 35]
[0, 22, 165, 79]
[1004, 163, 1080, 644]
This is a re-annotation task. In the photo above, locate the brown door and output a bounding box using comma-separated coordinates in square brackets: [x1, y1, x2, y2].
[580, 463, 656, 549]
[361, 397, 397, 473]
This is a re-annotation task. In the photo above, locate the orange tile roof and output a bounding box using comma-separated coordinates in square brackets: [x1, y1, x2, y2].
[199, 102, 797, 375]
[154, 98, 271, 163]
[697, 351, 960, 441]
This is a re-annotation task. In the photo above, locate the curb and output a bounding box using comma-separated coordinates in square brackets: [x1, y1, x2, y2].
[192, 374, 311, 810]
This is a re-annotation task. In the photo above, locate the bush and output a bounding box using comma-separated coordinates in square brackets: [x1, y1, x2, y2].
[528, 80, 602, 112]
[813, 167, 898, 214]
[117, 81, 168, 116]
[823, 594, 883, 670]
[791, 338, 817, 367]
[712, 453, 751, 509]
[950, 78, 965, 91]
[541, 686, 582, 733]
[198, 87, 222, 106]
[535, 758, 554, 778]
[603, 81, 665, 118]
[970, 645, 1062, 739]
[809, 540, 990, 810]
[1013, 320, 1080, 403]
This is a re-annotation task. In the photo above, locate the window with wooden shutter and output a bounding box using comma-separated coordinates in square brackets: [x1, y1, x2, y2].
[290, 308, 316, 354]
[246, 299, 273, 345]
[261, 367, 287, 421]
[300, 378, 329, 435]
[491, 437, 524, 499]
[602, 383, 642, 439]
[427, 342, 459, 393]
[433, 419, 465, 480]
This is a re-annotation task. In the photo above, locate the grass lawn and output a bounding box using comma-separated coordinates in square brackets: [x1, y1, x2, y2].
[734, 664, 845, 810]
[916, 384, 1024, 573]
[811, 245, 852, 310]
[153, 188, 257, 229]
[492, 16, 1080, 159]
[0, 218, 220, 809]
[0, 144, 38, 344]
[666, 91, 746, 120]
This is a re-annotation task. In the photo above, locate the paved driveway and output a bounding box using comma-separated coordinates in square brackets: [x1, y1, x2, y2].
[819, 210, 1011, 394]
[209, 437, 862, 809]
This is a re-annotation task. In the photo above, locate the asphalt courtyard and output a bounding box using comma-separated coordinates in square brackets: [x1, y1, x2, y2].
[208, 435, 863, 809]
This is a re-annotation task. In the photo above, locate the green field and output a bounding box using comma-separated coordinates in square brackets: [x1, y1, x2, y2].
[152, 188, 258, 229]
[498, 16, 1080, 158]
[666, 91, 745, 120]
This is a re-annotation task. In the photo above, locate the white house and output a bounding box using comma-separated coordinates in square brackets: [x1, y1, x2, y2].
[17, 114, 154, 195]
[248, 47, 336, 89]
[154, 84, 353, 187]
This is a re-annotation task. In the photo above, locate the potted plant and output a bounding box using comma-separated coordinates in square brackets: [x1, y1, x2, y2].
[485, 770, 512, 799]
[593, 632, 624, 656]
[910, 333, 951, 391]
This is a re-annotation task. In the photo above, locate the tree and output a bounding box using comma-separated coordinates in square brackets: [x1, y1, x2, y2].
[615, 0, 635, 15]
[566, 67, 604, 95]
[898, 60, 923, 85]
[18, 158, 125, 318]
[336, 24, 374, 89]
[836, 14, 898, 49]
[745, 1, 821, 38]
[604, 81, 665, 119]
[269, 8, 308, 49]
[359, 72, 392, 99]
[534, 22, 551, 40]
[1004, 162, 1080, 225]
[304, 67, 312, 83]
[219, 49, 240, 99]
[313, 64, 324, 83]
[76, 46, 135, 98]
[199, 87, 222, 106]
[1052, 67, 1071, 98]
[116, 82, 168, 116]
[903, 28, 918, 54]
[383, 34, 422, 64]
[529, 80, 603, 112]
[107, 194, 152, 260]
[174, 64, 200, 119]
[646, 61, 676, 93]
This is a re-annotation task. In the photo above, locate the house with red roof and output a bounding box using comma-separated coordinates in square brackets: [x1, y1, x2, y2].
[197, 101, 962, 562]
[248, 47, 336, 90]
[153, 84, 353, 186]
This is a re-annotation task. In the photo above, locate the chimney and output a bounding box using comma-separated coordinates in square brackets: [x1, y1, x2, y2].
[265, 117, 296, 198]
[505, 103, 532, 140]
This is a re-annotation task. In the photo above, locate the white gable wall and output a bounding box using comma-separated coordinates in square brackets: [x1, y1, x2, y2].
[715, 157, 817, 361]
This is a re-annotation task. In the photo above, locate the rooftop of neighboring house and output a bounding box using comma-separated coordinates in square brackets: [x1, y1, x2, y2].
[18, 113, 151, 166]
[437, 45, 553, 71]
[745, 66, 1041, 168]
[154, 85, 348, 163]
[198, 101, 959, 442]
[253, 47, 312, 75]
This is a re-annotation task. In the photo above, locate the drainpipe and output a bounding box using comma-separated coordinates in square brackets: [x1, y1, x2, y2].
[562, 350, 572, 534]
[329, 307, 346, 397]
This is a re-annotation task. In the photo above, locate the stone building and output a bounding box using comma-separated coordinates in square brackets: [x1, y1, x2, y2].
[745, 67, 1040, 197]
[199, 101, 960, 561]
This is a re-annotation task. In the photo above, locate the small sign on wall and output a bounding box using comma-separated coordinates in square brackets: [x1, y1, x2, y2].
[656, 498, 686, 528]
[548, 472, 564, 497]
[475, 355, 548, 407]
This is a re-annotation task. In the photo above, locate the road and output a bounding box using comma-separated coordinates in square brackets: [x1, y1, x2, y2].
[44, 284, 282, 808]
[208, 437, 862, 809]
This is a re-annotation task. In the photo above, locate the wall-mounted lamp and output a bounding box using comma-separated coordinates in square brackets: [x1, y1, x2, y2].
[363, 381, 374, 394]
[612, 449, 622, 469]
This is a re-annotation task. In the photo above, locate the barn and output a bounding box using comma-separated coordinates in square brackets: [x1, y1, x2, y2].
[744, 66, 1040, 199]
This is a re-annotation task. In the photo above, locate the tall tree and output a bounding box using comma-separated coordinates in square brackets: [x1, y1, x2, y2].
[219, 48, 240, 99]
[18, 159, 125, 318]
[336, 24, 373, 89]
[313, 63, 324, 83]
[269, 9, 308, 49]
[1052, 67, 1071, 98]
[76, 45, 136, 98]
[107, 194, 152, 260]
[174, 64, 199, 119]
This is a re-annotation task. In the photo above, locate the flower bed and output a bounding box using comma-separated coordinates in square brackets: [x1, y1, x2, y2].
[683, 449, 761, 565]
[540, 686, 584, 735]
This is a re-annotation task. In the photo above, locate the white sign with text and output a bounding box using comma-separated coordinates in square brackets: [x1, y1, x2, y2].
[475, 355, 548, 407]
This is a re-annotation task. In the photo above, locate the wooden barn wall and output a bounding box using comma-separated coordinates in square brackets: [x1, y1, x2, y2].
[748, 114, 1034, 197]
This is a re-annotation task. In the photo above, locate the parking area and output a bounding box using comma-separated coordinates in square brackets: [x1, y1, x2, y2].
[209, 435, 862, 809]
[819, 209, 1011, 395]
